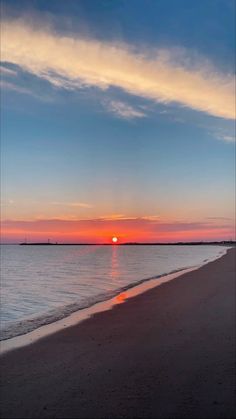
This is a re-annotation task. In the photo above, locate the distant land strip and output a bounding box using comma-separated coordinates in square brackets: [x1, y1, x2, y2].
[16, 241, 236, 246]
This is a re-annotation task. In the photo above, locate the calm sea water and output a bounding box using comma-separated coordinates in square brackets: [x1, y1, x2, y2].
[0, 244, 227, 340]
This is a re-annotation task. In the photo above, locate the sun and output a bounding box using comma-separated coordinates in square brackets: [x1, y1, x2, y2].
[112, 236, 118, 243]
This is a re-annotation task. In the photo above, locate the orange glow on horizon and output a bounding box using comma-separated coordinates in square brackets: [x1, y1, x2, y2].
[1, 217, 235, 244]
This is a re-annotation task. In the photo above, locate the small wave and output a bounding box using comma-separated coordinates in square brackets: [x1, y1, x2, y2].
[1, 246, 227, 341]
[0, 266, 192, 340]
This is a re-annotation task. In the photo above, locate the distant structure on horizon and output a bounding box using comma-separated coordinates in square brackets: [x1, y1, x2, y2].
[20, 238, 55, 245]
[19, 240, 236, 246]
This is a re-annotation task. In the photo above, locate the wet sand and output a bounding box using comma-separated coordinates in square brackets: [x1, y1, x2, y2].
[0, 248, 235, 418]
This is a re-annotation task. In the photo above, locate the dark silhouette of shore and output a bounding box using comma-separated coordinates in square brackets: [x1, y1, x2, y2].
[18, 241, 235, 246]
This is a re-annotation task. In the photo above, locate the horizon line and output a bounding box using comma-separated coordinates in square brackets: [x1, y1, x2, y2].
[1, 240, 235, 246]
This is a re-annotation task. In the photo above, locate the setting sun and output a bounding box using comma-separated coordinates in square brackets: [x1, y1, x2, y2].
[112, 236, 118, 243]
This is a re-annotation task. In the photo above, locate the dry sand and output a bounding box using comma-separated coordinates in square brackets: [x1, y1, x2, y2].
[0, 248, 235, 418]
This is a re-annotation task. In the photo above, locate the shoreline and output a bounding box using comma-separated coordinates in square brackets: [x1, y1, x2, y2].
[0, 248, 235, 418]
[0, 247, 227, 354]
[0, 266, 198, 354]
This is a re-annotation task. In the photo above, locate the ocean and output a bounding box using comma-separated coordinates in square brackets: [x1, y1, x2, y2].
[0, 244, 227, 340]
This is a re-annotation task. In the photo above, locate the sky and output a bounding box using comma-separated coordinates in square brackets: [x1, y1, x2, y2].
[0, 0, 235, 243]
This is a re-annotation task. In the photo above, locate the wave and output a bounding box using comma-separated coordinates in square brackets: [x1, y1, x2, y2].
[1, 248, 227, 341]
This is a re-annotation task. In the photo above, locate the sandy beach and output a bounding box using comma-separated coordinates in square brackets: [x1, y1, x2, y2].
[0, 248, 235, 418]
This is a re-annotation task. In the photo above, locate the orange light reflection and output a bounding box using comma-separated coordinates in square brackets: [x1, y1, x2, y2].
[111, 245, 119, 279]
[115, 292, 127, 304]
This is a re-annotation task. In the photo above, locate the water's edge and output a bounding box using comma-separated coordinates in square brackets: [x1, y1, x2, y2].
[1, 246, 225, 341]
[0, 248, 228, 355]
[0, 265, 197, 341]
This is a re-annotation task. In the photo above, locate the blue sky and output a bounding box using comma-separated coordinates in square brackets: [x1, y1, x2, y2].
[1, 0, 235, 242]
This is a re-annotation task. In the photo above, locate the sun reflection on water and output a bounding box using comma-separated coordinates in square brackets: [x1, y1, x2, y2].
[111, 245, 120, 279]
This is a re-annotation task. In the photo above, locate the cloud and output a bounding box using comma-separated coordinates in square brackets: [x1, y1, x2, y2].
[0, 199, 15, 207]
[216, 134, 235, 143]
[210, 128, 236, 143]
[0, 64, 17, 76]
[2, 217, 234, 243]
[51, 201, 93, 209]
[0, 79, 54, 103]
[1, 18, 235, 120]
[206, 216, 232, 221]
[0, 79, 33, 95]
[142, 215, 160, 221]
[107, 100, 146, 119]
[98, 214, 139, 221]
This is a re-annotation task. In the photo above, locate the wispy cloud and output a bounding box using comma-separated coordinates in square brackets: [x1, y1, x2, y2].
[216, 133, 235, 143]
[0, 199, 15, 207]
[106, 100, 146, 119]
[1, 18, 235, 120]
[0, 79, 33, 95]
[0, 64, 17, 76]
[98, 214, 139, 221]
[2, 217, 235, 243]
[206, 216, 232, 221]
[51, 201, 93, 209]
[209, 127, 235, 143]
[141, 215, 160, 221]
[0, 79, 54, 103]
